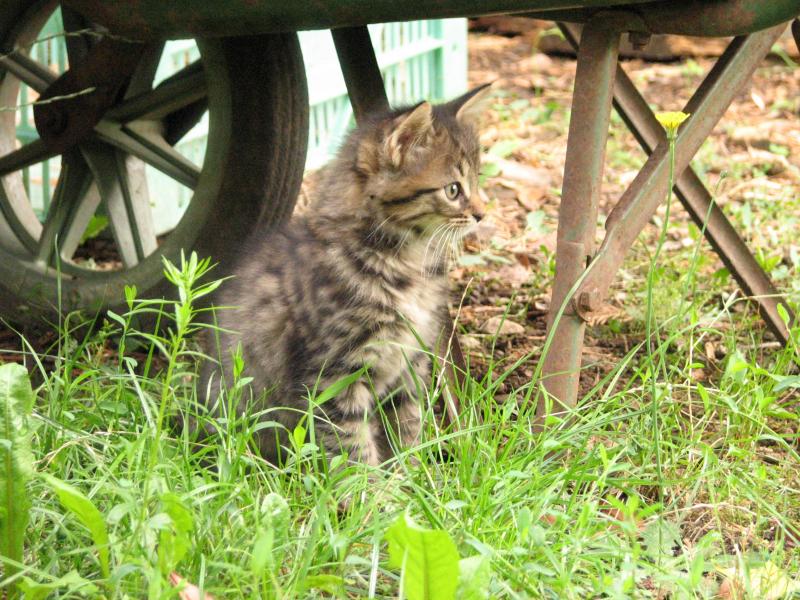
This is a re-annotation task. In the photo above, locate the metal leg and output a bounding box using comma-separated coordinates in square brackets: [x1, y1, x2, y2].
[331, 26, 389, 120]
[570, 26, 786, 329]
[540, 18, 621, 416]
[560, 23, 794, 343]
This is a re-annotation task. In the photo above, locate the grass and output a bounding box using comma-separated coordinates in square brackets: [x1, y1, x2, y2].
[4, 75, 800, 597]
[0, 230, 798, 600]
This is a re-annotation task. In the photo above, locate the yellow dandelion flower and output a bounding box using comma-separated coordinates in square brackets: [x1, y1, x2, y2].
[655, 111, 690, 135]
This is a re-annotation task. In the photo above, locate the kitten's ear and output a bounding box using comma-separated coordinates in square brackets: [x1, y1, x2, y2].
[384, 101, 434, 167]
[449, 83, 493, 128]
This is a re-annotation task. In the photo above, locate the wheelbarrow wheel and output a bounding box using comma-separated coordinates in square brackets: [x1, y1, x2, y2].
[0, 1, 308, 321]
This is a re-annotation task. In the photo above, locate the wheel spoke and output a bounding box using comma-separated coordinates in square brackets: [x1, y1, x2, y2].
[106, 61, 206, 123]
[0, 139, 60, 177]
[124, 42, 166, 96]
[80, 142, 157, 267]
[36, 150, 100, 265]
[94, 120, 200, 189]
[0, 52, 56, 93]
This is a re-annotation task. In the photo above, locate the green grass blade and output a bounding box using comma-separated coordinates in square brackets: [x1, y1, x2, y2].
[0, 363, 35, 598]
[40, 473, 110, 578]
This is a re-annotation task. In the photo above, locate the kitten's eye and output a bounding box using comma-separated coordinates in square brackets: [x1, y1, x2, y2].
[444, 182, 462, 200]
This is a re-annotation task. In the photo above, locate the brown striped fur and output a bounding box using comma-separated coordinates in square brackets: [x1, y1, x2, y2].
[199, 86, 491, 466]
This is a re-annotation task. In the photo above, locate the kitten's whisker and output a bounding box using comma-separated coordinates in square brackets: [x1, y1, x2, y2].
[393, 228, 413, 259]
[427, 224, 451, 276]
[431, 224, 456, 275]
[367, 216, 395, 248]
[422, 223, 449, 272]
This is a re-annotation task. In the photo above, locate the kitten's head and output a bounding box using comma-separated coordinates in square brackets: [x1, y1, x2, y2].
[345, 85, 492, 241]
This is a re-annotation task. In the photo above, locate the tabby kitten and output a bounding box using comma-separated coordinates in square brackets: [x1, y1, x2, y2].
[200, 85, 490, 466]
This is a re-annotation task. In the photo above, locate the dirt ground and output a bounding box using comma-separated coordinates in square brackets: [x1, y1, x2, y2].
[452, 28, 800, 393]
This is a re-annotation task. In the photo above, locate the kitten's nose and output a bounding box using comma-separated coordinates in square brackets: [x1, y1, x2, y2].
[473, 212, 483, 222]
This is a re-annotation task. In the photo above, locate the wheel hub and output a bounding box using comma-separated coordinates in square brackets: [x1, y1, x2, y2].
[34, 37, 145, 153]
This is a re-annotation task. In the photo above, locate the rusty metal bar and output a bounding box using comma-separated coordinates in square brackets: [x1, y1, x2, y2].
[528, 1, 799, 37]
[574, 25, 786, 317]
[540, 17, 621, 415]
[559, 23, 793, 342]
[62, 0, 799, 40]
[331, 26, 389, 122]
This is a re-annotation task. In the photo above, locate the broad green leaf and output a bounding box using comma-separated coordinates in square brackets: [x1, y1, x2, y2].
[312, 367, 368, 407]
[261, 493, 289, 541]
[292, 424, 306, 450]
[0, 363, 35, 596]
[301, 574, 345, 594]
[251, 493, 290, 577]
[41, 473, 110, 577]
[18, 570, 98, 599]
[124, 284, 137, 310]
[251, 527, 275, 576]
[480, 162, 501, 178]
[642, 518, 681, 560]
[386, 513, 460, 600]
[488, 139, 522, 159]
[457, 555, 492, 600]
[772, 374, 800, 392]
[79, 215, 108, 244]
[158, 493, 194, 574]
[722, 349, 749, 386]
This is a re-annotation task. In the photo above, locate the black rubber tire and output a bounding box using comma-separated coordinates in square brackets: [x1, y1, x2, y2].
[0, 1, 308, 321]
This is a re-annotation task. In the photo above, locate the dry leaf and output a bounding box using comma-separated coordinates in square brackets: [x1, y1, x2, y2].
[718, 561, 800, 600]
[482, 316, 525, 335]
[489, 157, 553, 188]
[495, 263, 531, 288]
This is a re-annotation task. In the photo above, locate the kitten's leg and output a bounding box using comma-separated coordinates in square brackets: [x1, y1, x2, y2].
[319, 381, 381, 467]
[386, 392, 423, 449]
[383, 352, 430, 454]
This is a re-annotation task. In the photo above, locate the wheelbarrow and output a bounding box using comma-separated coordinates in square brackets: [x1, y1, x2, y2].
[1, 0, 798, 416]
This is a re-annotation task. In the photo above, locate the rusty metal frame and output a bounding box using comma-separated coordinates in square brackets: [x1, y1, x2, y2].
[541, 21, 791, 410]
[332, 20, 796, 419]
[559, 22, 794, 345]
[538, 15, 622, 415]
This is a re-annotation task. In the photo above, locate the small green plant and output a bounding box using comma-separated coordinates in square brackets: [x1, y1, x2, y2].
[386, 513, 491, 600]
[0, 363, 35, 599]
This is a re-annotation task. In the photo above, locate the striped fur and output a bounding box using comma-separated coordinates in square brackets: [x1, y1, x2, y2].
[199, 87, 490, 466]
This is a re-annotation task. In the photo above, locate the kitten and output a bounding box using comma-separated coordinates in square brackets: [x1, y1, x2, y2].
[199, 85, 490, 467]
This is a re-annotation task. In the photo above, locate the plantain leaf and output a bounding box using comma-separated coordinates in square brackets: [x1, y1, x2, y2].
[18, 570, 98, 599]
[251, 492, 290, 577]
[158, 492, 194, 574]
[41, 473, 110, 578]
[386, 513, 460, 600]
[0, 363, 35, 596]
[457, 555, 492, 600]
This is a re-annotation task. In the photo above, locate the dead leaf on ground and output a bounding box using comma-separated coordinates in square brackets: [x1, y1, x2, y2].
[482, 316, 526, 335]
[489, 157, 553, 188]
[717, 561, 800, 600]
